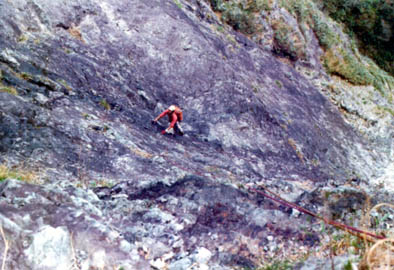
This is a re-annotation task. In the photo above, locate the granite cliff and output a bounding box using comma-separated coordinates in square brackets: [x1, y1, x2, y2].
[0, 0, 392, 269]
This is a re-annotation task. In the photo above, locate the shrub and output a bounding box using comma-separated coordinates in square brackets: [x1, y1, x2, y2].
[278, 0, 394, 94]
[271, 19, 306, 60]
[320, 0, 394, 75]
[208, 0, 394, 95]
[310, 13, 339, 49]
[209, 0, 225, 11]
[324, 48, 373, 85]
[208, 0, 258, 34]
[324, 46, 394, 95]
[222, 3, 257, 34]
[247, 0, 273, 11]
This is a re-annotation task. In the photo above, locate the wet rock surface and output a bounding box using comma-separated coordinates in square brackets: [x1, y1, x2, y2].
[0, 0, 392, 269]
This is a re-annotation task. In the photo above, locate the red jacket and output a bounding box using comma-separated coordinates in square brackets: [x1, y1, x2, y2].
[156, 106, 183, 129]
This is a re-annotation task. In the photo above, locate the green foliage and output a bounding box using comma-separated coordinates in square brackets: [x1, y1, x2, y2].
[271, 19, 305, 60]
[277, 0, 394, 94]
[0, 164, 37, 183]
[324, 48, 373, 84]
[173, 0, 182, 9]
[278, 0, 339, 49]
[310, 14, 338, 49]
[209, 0, 394, 94]
[209, 0, 222, 11]
[290, 0, 309, 22]
[324, 46, 394, 95]
[381, 107, 394, 117]
[100, 99, 111, 110]
[216, 25, 225, 32]
[320, 0, 394, 75]
[320, 220, 326, 234]
[350, 237, 365, 251]
[222, 3, 257, 34]
[209, 0, 258, 34]
[343, 260, 353, 270]
[20, 72, 33, 81]
[248, 0, 273, 11]
[57, 79, 72, 92]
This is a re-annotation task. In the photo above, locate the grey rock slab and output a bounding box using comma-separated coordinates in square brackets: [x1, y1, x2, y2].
[25, 225, 73, 270]
[0, 179, 148, 269]
[0, 0, 393, 269]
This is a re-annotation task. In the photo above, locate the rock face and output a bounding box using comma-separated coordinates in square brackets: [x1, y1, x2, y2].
[0, 0, 392, 269]
[26, 225, 73, 270]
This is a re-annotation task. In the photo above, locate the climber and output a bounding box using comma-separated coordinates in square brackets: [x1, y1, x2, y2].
[152, 105, 184, 135]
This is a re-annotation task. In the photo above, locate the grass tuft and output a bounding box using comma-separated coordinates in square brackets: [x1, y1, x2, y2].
[173, 0, 183, 9]
[0, 86, 18, 95]
[99, 99, 111, 111]
[0, 164, 40, 184]
[323, 47, 394, 96]
[57, 79, 73, 92]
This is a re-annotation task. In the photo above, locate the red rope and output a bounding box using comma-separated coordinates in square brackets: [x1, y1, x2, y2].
[158, 145, 385, 241]
[248, 187, 386, 241]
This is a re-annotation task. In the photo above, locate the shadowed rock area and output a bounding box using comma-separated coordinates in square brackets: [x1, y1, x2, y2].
[0, 0, 392, 269]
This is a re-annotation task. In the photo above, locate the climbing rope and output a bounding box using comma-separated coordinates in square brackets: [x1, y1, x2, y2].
[248, 185, 386, 241]
[158, 145, 386, 242]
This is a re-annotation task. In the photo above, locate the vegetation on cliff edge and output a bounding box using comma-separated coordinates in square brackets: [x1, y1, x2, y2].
[207, 0, 394, 97]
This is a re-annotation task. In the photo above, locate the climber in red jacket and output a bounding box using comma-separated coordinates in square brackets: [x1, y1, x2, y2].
[152, 105, 184, 135]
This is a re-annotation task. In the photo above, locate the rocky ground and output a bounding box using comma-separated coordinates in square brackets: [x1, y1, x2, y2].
[0, 0, 392, 269]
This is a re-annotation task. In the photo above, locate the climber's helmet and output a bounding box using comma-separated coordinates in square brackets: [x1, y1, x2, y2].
[168, 105, 176, 112]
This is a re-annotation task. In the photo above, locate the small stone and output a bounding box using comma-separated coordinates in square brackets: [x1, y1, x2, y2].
[34, 93, 49, 105]
[193, 247, 212, 264]
[153, 156, 166, 164]
[183, 44, 192, 50]
[162, 251, 175, 261]
[120, 240, 133, 253]
[292, 208, 300, 217]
